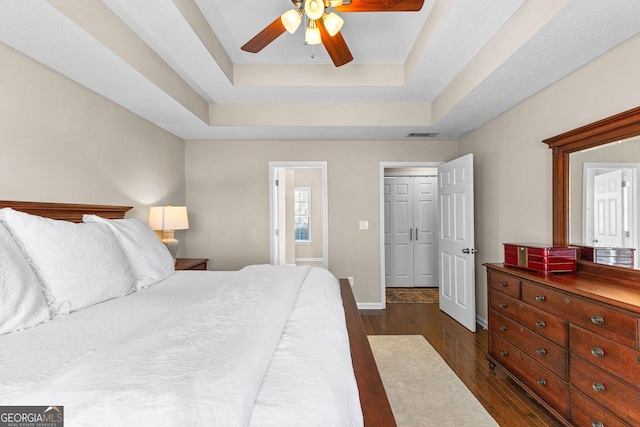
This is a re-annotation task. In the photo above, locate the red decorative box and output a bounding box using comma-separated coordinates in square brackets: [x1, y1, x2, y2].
[504, 243, 577, 272]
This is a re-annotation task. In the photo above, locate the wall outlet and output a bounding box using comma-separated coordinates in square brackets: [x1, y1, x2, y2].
[347, 276, 354, 287]
[359, 220, 369, 230]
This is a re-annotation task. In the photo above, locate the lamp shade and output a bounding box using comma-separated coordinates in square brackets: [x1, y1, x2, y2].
[305, 20, 322, 45]
[281, 8, 302, 33]
[148, 206, 189, 231]
[323, 12, 343, 37]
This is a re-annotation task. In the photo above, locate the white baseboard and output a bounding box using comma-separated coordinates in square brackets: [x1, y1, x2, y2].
[357, 302, 385, 310]
[476, 315, 488, 330]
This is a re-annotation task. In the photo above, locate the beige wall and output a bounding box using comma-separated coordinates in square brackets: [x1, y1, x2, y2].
[185, 139, 458, 303]
[458, 33, 640, 322]
[0, 43, 186, 245]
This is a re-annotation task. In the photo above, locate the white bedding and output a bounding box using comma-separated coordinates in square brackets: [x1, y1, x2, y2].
[0, 265, 363, 427]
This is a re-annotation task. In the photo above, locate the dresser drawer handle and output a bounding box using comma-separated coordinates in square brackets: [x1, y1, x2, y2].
[500, 350, 508, 357]
[592, 421, 604, 427]
[499, 325, 507, 331]
[499, 281, 507, 287]
[592, 382, 605, 392]
[499, 303, 508, 309]
[537, 378, 547, 386]
[535, 295, 546, 302]
[536, 348, 546, 355]
[591, 347, 604, 358]
[535, 320, 546, 328]
[591, 315, 605, 325]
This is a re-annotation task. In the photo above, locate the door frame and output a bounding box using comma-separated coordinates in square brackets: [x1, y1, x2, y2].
[269, 161, 328, 269]
[378, 162, 442, 309]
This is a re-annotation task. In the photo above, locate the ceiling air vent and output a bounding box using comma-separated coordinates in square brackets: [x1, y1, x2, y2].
[406, 132, 440, 138]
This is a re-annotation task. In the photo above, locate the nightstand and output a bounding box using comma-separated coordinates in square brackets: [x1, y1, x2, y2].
[175, 258, 209, 271]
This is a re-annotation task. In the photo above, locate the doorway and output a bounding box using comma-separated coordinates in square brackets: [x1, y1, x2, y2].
[269, 162, 328, 269]
[379, 162, 442, 304]
[379, 156, 477, 332]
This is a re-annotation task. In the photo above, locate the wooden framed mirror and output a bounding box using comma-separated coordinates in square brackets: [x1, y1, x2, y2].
[543, 106, 640, 281]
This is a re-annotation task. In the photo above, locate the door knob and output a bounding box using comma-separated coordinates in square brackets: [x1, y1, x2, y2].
[462, 248, 478, 254]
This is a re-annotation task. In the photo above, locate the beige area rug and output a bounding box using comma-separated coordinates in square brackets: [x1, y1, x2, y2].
[386, 287, 439, 303]
[368, 335, 498, 427]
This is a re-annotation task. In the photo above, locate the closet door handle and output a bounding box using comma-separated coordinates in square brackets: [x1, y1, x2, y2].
[415, 228, 418, 241]
[410, 228, 412, 241]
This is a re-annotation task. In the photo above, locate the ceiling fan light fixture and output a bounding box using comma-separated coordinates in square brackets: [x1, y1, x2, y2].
[281, 8, 303, 33]
[322, 12, 343, 37]
[324, 0, 344, 7]
[305, 0, 325, 20]
[305, 20, 322, 45]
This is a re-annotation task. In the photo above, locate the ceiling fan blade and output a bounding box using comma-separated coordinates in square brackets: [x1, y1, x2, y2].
[335, 0, 424, 12]
[318, 20, 353, 67]
[241, 17, 287, 53]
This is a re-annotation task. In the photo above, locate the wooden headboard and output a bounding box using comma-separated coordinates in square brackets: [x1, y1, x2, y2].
[0, 200, 132, 223]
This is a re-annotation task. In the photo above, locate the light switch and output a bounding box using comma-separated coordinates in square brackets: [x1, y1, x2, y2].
[359, 220, 369, 230]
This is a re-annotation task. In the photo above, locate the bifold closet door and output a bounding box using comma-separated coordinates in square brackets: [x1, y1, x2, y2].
[414, 177, 436, 286]
[384, 177, 436, 287]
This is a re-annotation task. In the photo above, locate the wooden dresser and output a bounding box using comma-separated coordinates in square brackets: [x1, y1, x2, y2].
[485, 263, 640, 426]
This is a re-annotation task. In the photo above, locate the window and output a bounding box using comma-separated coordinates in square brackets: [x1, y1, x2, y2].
[295, 187, 311, 242]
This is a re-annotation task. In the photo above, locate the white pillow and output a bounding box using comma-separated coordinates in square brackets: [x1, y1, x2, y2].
[83, 215, 174, 289]
[0, 223, 50, 334]
[0, 208, 135, 316]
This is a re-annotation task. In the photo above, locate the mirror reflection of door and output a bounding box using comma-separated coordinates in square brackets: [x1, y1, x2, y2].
[583, 162, 640, 268]
[593, 169, 624, 247]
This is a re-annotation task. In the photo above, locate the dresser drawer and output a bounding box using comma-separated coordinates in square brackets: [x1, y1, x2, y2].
[570, 355, 640, 425]
[491, 335, 568, 415]
[490, 291, 567, 347]
[569, 389, 628, 427]
[489, 270, 520, 298]
[570, 325, 640, 384]
[522, 281, 638, 348]
[491, 310, 567, 379]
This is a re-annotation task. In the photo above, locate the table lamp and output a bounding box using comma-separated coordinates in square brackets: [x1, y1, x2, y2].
[148, 205, 189, 262]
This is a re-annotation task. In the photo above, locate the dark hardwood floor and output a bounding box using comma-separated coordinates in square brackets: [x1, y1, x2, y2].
[361, 303, 565, 427]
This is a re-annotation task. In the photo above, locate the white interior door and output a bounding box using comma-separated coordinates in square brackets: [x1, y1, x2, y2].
[386, 177, 414, 287]
[593, 169, 624, 247]
[438, 154, 476, 332]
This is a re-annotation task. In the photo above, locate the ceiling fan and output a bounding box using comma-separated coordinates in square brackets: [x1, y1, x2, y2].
[241, 0, 425, 67]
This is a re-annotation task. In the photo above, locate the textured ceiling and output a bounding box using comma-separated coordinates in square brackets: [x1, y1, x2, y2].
[1, 0, 639, 140]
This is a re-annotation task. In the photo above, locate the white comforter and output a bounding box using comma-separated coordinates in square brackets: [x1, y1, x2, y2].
[4, 265, 363, 427]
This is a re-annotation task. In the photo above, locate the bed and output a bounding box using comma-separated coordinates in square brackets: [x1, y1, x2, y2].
[0, 200, 395, 426]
